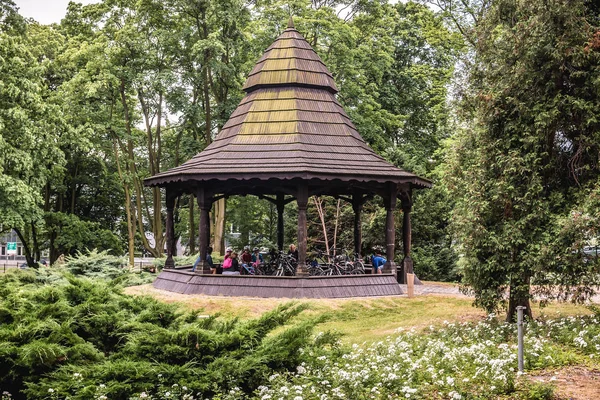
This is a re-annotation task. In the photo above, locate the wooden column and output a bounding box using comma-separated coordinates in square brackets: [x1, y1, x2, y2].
[401, 191, 413, 284]
[276, 193, 285, 251]
[296, 185, 309, 275]
[383, 183, 398, 275]
[196, 187, 213, 274]
[352, 194, 363, 258]
[164, 189, 176, 269]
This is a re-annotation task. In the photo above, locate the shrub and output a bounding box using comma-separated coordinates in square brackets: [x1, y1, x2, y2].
[63, 249, 127, 279]
[0, 271, 327, 399]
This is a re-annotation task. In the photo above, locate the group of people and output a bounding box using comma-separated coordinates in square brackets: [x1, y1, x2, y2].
[192, 244, 387, 274]
[192, 246, 268, 275]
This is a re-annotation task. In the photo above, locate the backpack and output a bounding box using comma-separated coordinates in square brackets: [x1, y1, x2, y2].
[222, 257, 233, 269]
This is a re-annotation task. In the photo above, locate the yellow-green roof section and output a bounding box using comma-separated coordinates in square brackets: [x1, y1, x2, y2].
[242, 20, 338, 94]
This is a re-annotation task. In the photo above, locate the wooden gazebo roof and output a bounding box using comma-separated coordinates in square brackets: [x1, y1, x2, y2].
[145, 18, 430, 190]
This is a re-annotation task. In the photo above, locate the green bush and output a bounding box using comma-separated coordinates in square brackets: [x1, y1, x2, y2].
[0, 271, 327, 399]
[152, 255, 197, 268]
[57, 249, 155, 286]
[519, 381, 555, 400]
[63, 249, 126, 279]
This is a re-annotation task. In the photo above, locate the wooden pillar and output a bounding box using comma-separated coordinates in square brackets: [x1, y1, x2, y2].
[296, 185, 308, 275]
[276, 193, 285, 251]
[196, 187, 213, 274]
[401, 191, 413, 284]
[164, 189, 176, 269]
[352, 195, 363, 258]
[383, 183, 398, 275]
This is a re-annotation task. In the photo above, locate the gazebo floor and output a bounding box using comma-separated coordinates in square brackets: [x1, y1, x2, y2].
[153, 269, 404, 298]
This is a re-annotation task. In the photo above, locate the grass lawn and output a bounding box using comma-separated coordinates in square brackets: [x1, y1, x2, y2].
[124, 284, 595, 344]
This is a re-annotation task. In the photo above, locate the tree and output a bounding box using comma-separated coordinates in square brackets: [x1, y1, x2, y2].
[446, 0, 600, 321]
[0, 4, 66, 267]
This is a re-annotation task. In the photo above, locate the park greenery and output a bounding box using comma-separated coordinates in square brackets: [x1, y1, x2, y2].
[0, 0, 599, 341]
[0, 266, 599, 399]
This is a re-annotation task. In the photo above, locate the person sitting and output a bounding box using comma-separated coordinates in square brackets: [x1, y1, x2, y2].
[240, 247, 252, 275]
[288, 244, 298, 261]
[222, 252, 240, 275]
[192, 246, 215, 273]
[252, 247, 264, 267]
[371, 250, 386, 275]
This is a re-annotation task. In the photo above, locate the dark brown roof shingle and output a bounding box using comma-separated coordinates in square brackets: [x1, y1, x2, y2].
[145, 22, 431, 189]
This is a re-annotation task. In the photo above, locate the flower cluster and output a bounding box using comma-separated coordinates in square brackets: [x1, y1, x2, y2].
[122, 312, 598, 400]
[251, 313, 600, 400]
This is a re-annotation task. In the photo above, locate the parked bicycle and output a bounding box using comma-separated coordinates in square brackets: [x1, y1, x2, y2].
[270, 251, 297, 276]
[309, 249, 364, 276]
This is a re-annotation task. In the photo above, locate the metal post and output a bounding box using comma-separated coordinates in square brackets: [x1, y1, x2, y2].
[517, 305, 525, 373]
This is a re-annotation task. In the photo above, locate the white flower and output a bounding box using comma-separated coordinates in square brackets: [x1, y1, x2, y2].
[296, 365, 306, 374]
[139, 393, 148, 399]
[48, 389, 55, 393]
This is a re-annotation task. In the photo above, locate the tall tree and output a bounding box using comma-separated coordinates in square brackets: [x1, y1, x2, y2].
[0, 3, 66, 267]
[446, 0, 600, 320]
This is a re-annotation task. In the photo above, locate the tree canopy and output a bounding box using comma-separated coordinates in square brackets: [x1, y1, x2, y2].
[1, 0, 598, 320]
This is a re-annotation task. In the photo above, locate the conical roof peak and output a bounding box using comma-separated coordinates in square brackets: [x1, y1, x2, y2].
[287, 15, 295, 29]
[144, 19, 431, 190]
[242, 21, 338, 93]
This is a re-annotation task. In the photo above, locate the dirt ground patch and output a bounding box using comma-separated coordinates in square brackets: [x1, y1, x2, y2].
[530, 366, 600, 400]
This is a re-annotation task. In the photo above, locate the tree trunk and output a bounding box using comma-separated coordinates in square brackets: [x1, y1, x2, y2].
[313, 196, 330, 259]
[213, 198, 226, 255]
[333, 198, 341, 256]
[70, 163, 78, 214]
[506, 275, 533, 322]
[14, 228, 36, 269]
[113, 140, 135, 267]
[31, 222, 40, 262]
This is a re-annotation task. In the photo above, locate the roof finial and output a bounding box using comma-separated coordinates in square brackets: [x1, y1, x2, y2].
[287, 15, 295, 29]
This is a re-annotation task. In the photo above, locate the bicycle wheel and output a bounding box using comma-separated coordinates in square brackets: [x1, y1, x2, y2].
[322, 265, 334, 276]
[352, 261, 365, 274]
[312, 265, 325, 276]
[344, 262, 355, 275]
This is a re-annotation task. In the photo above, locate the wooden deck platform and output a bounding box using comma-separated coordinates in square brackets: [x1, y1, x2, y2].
[153, 269, 404, 298]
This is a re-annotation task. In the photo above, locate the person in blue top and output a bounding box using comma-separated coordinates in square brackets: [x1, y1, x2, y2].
[192, 246, 215, 273]
[251, 247, 264, 266]
[371, 250, 386, 275]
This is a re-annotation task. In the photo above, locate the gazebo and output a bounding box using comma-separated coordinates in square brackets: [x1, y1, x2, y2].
[145, 18, 431, 298]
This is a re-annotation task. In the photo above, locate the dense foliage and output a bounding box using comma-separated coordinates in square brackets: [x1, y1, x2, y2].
[445, 0, 600, 319]
[1, 0, 599, 319]
[0, 0, 461, 282]
[0, 270, 331, 400]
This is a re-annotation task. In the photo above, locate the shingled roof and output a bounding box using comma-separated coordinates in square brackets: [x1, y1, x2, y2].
[145, 18, 431, 189]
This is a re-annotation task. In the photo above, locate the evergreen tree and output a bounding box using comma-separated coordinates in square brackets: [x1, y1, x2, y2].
[446, 0, 600, 320]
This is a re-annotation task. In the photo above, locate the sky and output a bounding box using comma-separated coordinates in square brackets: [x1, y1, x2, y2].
[14, 0, 100, 25]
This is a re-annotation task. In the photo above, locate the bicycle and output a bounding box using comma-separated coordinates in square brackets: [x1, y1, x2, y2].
[344, 252, 365, 274]
[271, 251, 297, 276]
